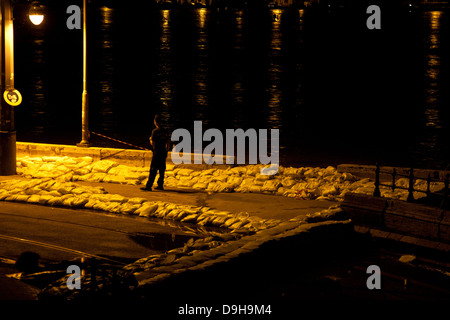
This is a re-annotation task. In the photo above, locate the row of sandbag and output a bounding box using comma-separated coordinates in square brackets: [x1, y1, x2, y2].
[16, 156, 440, 202]
[0, 178, 280, 233]
[16, 156, 362, 200]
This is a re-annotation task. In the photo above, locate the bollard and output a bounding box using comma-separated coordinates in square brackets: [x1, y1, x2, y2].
[440, 173, 449, 209]
[426, 173, 432, 196]
[407, 167, 415, 202]
[392, 168, 397, 192]
[374, 163, 381, 197]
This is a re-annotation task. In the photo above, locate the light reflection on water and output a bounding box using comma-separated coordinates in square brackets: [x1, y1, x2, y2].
[193, 8, 209, 118]
[94, 6, 117, 134]
[266, 9, 283, 129]
[413, 10, 447, 167]
[28, 39, 48, 136]
[159, 9, 174, 126]
[14, 6, 450, 169]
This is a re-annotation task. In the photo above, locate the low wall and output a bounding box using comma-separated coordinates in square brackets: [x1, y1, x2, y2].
[342, 192, 450, 244]
[17, 142, 152, 167]
[16, 142, 234, 168]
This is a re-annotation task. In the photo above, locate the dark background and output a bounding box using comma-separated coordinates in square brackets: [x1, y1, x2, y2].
[12, 0, 450, 169]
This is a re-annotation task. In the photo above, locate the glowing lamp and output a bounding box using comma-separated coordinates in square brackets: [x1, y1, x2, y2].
[28, 2, 45, 25]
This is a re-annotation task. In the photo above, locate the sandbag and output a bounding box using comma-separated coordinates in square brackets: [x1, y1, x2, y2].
[197, 214, 214, 226]
[192, 182, 209, 190]
[262, 180, 281, 192]
[38, 195, 54, 205]
[91, 173, 107, 182]
[0, 191, 9, 201]
[103, 175, 127, 184]
[166, 209, 182, 220]
[27, 195, 41, 204]
[107, 194, 127, 203]
[91, 160, 119, 173]
[136, 203, 158, 217]
[121, 203, 139, 215]
[319, 184, 339, 197]
[212, 174, 228, 183]
[48, 197, 64, 206]
[181, 214, 198, 223]
[84, 199, 98, 209]
[177, 178, 197, 188]
[281, 177, 297, 188]
[227, 176, 243, 187]
[62, 197, 76, 207]
[228, 167, 247, 175]
[106, 202, 122, 213]
[234, 178, 255, 193]
[127, 197, 147, 205]
[248, 185, 262, 193]
[209, 182, 234, 193]
[205, 182, 218, 192]
[176, 168, 194, 176]
[72, 197, 89, 208]
[40, 163, 56, 171]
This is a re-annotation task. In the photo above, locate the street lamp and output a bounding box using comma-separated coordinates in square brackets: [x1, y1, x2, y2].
[0, 0, 43, 175]
[77, 0, 89, 147]
[28, 1, 45, 25]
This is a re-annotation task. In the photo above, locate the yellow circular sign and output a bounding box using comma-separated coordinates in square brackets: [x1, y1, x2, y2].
[4, 89, 22, 106]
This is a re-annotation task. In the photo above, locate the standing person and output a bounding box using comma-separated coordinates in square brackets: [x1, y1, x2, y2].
[141, 114, 171, 191]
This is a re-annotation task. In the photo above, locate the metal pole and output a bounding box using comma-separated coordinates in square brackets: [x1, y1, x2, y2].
[373, 163, 381, 197]
[440, 173, 449, 209]
[0, 0, 16, 175]
[78, 0, 89, 147]
[407, 167, 415, 202]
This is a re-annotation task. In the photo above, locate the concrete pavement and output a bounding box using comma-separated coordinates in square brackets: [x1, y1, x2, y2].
[75, 180, 335, 220]
[2, 174, 450, 301]
[0, 175, 337, 300]
[0, 173, 336, 224]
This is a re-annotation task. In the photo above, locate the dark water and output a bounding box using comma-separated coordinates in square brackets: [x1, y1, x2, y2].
[12, 2, 450, 169]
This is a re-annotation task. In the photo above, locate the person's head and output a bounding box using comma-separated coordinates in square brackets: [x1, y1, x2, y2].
[154, 114, 162, 128]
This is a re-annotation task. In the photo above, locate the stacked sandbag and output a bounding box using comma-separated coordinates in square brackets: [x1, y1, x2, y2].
[124, 232, 242, 273]
[17, 156, 439, 202]
[0, 179, 280, 233]
[17, 156, 93, 182]
[38, 203, 350, 300]
[18, 156, 151, 186]
[125, 207, 351, 291]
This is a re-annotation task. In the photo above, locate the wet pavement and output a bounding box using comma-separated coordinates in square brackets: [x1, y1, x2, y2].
[0, 177, 449, 302]
[0, 201, 203, 265]
[133, 224, 450, 303]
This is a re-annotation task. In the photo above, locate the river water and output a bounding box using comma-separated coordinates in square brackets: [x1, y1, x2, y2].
[12, 2, 450, 169]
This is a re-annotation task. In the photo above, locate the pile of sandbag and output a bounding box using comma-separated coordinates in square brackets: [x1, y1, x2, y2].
[0, 178, 280, 233]
[17, 156, 150, 185]
[17, 156, 441, 202]
[18, 156, 357, 200]
[39, 205, 350, 300]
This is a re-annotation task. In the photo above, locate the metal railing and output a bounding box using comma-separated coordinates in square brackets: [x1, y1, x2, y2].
[373, 163, 449, 208]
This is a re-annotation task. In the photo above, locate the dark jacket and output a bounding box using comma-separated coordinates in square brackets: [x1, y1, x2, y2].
[150, 127, 169, 157]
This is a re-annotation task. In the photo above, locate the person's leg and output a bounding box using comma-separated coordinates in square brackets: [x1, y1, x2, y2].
[143, 156, 158, 190]
[155, 158, 166, 189]
[144, 167, 157, 190]
[156, 167, 166, 189]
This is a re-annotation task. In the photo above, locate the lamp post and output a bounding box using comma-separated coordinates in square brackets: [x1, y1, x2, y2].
[0, 0, 43, 175]
[77, 0, 89, 147]
[0, 0, 17, 175]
